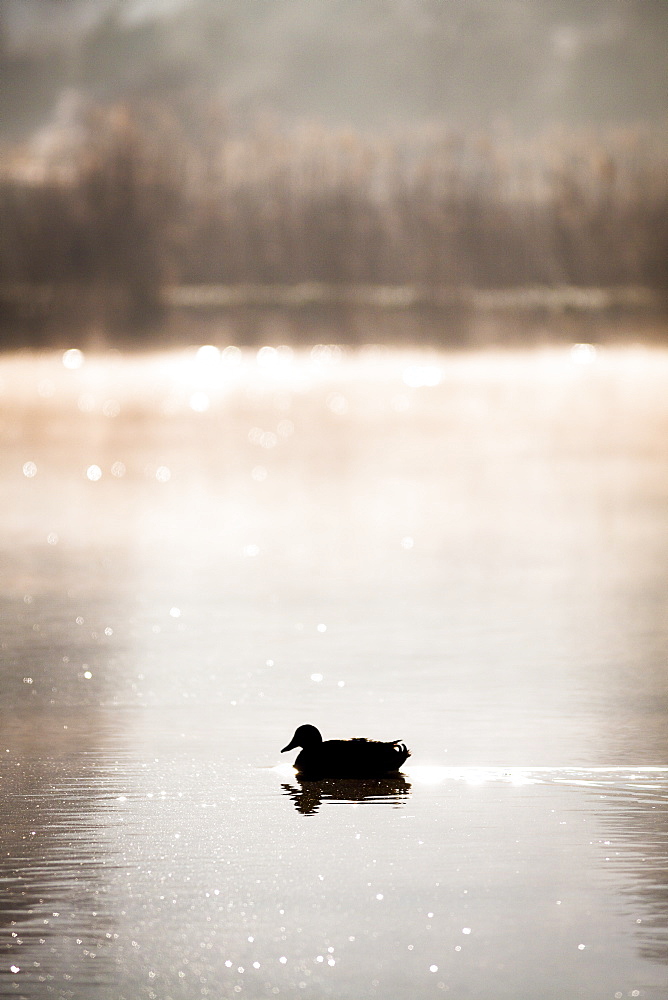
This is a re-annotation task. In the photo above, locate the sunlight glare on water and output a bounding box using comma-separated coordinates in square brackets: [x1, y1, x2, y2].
[1, 343, 667, 999]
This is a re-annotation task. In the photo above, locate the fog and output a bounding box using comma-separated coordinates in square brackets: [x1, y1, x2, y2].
[2, 0, 668, 139]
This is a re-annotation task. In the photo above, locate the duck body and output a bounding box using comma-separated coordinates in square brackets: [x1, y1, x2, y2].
[281, 724, 410, 778]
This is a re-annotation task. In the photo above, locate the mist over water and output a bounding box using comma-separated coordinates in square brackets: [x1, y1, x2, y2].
[1, 343, 667, 998]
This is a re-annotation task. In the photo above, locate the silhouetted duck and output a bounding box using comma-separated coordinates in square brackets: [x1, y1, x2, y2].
[281, 724, 410, 778]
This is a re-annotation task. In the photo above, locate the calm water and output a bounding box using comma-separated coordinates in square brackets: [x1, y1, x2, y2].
[1, 343, 667, 999]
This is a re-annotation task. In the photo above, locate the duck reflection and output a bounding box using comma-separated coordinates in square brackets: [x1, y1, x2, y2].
[282, 774, 412, 815]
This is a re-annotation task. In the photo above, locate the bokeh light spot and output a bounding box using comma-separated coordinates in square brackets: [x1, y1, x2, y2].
[196, 345, 221, 364]
[222, 345, 242, 364]
[570, 343, 598, 364]
[77, 394, 96, 413]
[277, 419, 294, 438]
[189, 391, 210, 412]
[327, 392, 348, 415]
[62, 349, 84, 370]
[102, 398, 121, 418]
[257, 346, 277, 367]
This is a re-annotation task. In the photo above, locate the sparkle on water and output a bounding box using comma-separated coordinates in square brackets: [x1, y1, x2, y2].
[1, 341, 667, 1000]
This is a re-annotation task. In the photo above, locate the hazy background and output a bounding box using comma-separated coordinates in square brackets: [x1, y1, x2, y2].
[0, 1, 667, 347]
[2, 0, 668, 137]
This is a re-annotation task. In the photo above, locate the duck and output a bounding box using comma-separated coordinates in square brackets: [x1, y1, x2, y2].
[281, 723, 410, 778]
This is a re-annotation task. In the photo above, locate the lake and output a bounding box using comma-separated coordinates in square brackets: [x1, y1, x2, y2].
[1, 342, 667, 999]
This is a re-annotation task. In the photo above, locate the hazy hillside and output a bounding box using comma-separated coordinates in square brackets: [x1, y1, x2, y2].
[2, 0, 667, 139]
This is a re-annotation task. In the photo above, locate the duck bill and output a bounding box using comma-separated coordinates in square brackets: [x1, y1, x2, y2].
[281, 739, 299, 753]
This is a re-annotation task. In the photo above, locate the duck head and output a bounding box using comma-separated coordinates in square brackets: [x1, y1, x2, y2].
[282, 724, 323, 752]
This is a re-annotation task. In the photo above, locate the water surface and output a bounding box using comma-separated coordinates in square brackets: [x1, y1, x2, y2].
[1, 344, 667, 998]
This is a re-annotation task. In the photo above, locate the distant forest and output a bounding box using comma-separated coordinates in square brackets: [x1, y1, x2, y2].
[1, 105, 667, 347]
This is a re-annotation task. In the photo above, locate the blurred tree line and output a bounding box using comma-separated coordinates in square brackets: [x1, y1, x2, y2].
[0, 104, 666, 344]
